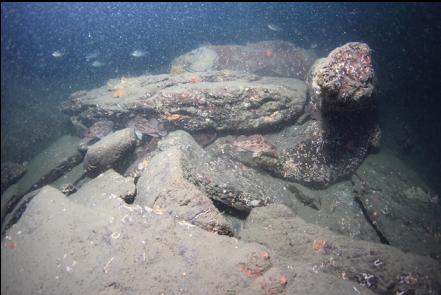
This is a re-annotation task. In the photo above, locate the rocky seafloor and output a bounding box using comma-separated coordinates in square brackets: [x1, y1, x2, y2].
[1, 41, 440, 295]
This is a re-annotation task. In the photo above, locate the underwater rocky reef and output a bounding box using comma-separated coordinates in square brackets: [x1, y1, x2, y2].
[2, 41, 440, 295]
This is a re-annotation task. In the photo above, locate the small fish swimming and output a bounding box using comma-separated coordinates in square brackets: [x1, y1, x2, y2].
[267, 24, 282, 32]
[85, 52, 99, 62]
[91, 60, 105, 68]
[131, 49, 147, 57]
[310, 43, 318, 49]
[52, 50, 64, 58]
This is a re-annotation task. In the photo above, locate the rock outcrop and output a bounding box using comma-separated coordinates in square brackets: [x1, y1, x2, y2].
[3, 40, 441, 295]
[306, 42, 375, 114]
[136, 131, 233, 235]
[209, 116, 377, 188]
[62, 71, 307, 133]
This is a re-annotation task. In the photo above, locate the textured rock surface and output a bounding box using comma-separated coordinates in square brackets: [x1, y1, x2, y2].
[196, 42, 378, 189]
[70, 169, 136, 207]
[306, 42, 375, 114]
[1, 162, 27, 194]
[203, 43, 378, 189]
[50, 163, 85, 192]
[6, 182, 427, 295]
[209, 116, 377, 188]
[170, 40, 317, 79]
[83, 120, 114, 140]
[240, 204, 441, 295]
[1, 186, 290, 295]
[126, 116, 167, 138]
[3, 132, 438, 295]
[62, 71, 307, 133]
[155, 131, 290, 212]
[352, 150, 441, 258]
[136, 131, 233, 235]
[84, 128, 137, 176]
[155, 131, 380, 249]
[1, 135, 83, 223]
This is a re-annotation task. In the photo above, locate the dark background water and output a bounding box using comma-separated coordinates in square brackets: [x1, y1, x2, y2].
[1, 3, 441, 193]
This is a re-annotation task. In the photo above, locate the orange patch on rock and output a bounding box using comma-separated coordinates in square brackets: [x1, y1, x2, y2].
[163, 113, 184, 122]
[260, 251, 270, 260]
[190, 76, 202, 84]
[113, 87, 126, 98]
[263, 49, 273, 58]
[312, 239, 326, 252]
[278, 275, 288, 286]
[240, 264, 263, 279]
[5, 240, 16, 250]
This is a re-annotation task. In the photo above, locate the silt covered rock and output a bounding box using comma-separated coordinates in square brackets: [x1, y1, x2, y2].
[83, 128, 137, 176]
[352, 151, 441, 257]
[62, 71, 307, 133]
[135, 131, 233, 235]
[70, 169, 136, 208]
[209, 42, 377, 188]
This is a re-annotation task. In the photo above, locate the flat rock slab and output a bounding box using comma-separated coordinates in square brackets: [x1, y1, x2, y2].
[62, 71, 307, 132]
[69, 169, 136, 209]
[170, 40, 317, 80]
[1, 185, 290, 295]
[285, 181, 381, 244]
[352, 150, 441, 257]
[50, 163, 86, 191]
[1, 135, 83, 223]
[240, 204, 441, 295]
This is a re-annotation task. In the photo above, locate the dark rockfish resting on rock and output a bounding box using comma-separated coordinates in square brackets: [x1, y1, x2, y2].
[2, 4, 440, 295]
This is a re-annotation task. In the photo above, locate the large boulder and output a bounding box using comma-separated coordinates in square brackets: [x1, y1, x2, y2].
[200, 42, 376, 189]
[170, 40, 317, 80]
[83, 128, 137, 176]
[135, 131, 233, 235]
[137, 131, 291, 213]
[62, 71, 307, 133]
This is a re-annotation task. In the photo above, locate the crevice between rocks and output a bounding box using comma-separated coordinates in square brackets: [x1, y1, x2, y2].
[353, 195, 390, 245]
